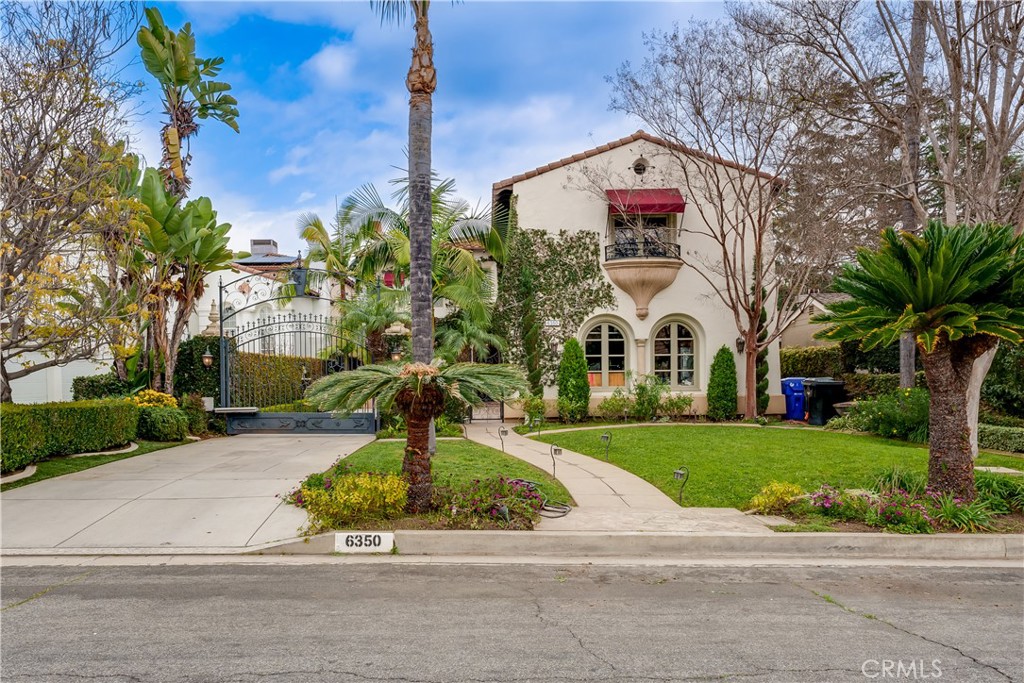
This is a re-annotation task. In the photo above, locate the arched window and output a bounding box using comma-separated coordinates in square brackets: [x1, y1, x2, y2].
[584, 323, 627, 388]
[653, 322, 695, 388]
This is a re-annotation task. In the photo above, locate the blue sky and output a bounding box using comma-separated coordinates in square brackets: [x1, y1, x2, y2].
[126, 1, 725, 255]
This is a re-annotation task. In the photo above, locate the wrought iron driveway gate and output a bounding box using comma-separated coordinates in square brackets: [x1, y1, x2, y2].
[217, 264, 376, 435]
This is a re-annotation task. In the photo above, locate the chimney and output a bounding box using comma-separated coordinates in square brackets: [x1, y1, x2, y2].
[250, 239, 278, 256]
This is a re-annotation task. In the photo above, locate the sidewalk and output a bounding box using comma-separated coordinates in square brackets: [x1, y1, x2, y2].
[463, 422, 770, 534]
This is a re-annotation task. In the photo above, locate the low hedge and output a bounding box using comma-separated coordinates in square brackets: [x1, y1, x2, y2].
[72, 373, 131, 400]
[0, 400, 140, 473]
[137, 406, 189, 442]
[839, 372, 927, 400]
[978, 425, 1024, 454]
[780, 346, 843, 379]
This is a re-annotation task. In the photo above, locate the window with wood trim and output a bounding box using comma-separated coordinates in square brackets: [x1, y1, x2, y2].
[584, 323, 627, 388]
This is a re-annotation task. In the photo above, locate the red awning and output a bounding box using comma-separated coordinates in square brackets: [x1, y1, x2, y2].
[606, 189, 686, 214]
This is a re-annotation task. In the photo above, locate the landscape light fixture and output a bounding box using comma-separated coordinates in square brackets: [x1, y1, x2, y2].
[600, 431, 612, 461]
[549, 444, 562, 479]
[498, 426, 509, 453]
[673, 465, 690, 504]
[201, 346, 214, 368]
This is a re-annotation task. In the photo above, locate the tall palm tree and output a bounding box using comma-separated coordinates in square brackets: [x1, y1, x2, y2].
[343, 177, 503, 324]
[815, 222, 1024, 499]
[307, 361, 527, 511]
[372, 0, 435, 364]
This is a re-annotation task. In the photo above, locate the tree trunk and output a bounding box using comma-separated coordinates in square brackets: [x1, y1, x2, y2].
[743, 340, 758, 419]
[1, 363, 12, 403]
[899, 332, 916, 389]
[403, 411, 433, 513]
[966, 344, 998, 458]
[921, 340, 991, 500]
[407, 4, 436, 366]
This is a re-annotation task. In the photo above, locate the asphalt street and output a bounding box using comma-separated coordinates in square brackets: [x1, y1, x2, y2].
[1, 562, 1021, 682]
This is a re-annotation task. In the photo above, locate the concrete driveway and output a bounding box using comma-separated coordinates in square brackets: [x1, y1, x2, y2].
[1, 434, 372, 552]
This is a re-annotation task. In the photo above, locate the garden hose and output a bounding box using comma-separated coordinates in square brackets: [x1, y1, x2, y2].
[508, 478, 572, 518]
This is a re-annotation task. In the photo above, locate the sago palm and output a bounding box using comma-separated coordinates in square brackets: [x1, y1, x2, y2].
[306, 361, 528, 511]
[815, 222, 1024, 498]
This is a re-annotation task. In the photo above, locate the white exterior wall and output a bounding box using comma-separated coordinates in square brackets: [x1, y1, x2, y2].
[507, 139, 783, 414]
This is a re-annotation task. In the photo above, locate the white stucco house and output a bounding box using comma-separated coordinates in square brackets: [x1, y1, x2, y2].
[493, 130, 785, 415]
[6, 239, 345, 403]
[780, 293, 852, 348]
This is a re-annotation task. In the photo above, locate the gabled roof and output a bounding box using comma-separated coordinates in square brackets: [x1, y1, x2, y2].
[492, 130, 781, 192]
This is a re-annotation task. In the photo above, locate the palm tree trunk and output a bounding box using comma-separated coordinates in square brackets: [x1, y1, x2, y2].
[407, 2, 436, 365]
[402, 409, 434, 513]
[922, 340, 993, 500]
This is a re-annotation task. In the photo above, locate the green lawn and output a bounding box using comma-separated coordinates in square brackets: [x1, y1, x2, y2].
[1, 439, 192, 492]
[536, 425, 1023, 509]
[339, 439, 573, 505]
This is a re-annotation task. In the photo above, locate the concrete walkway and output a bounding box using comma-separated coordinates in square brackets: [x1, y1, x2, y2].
[464, 423, 769, 534]
[1, 434, 372, 552]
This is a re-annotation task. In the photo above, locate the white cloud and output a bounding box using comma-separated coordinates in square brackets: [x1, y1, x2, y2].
[301, 42, 357, 89]
[296, 191, 316, 204]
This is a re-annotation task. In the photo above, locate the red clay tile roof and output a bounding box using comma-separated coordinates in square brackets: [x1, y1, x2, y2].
[492, 130, 781, 192]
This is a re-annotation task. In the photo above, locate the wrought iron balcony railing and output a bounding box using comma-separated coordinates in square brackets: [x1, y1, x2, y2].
[605, 240, 682, 261]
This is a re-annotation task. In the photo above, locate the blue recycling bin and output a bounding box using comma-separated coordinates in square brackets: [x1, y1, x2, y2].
[781, 377, 806, 421]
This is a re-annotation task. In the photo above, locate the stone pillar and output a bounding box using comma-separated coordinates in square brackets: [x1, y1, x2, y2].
[636, 338, 647, 376]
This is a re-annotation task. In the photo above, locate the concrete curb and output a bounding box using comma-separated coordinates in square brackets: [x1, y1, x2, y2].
[390, 530, 1024, 560]
[0, 465, 37, 484]
[3, 531, 1021, 561]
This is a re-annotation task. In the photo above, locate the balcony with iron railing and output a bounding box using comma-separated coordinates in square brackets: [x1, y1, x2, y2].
[605, 239, 682, 261]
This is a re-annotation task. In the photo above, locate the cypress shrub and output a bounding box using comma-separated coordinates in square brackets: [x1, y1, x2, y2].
[754, 291, 769, 415]
[137, 406, 189, 442]
[707, 345, 738, 422]
[0, 400, 140, 473]
[556, 338, 590, 422]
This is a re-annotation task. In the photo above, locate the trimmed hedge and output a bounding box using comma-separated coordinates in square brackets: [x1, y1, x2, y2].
[231, 352, 327, 408]
[137, 406, 189, 442]
[978, 425, 1024, 454]
[72, 372, 130, 400]
[179, 393, 208, 435]
[175, 335, 221, 404]
[839, 372, 927, 400]
[780, 346, 843, 379]
[0, 400, 139, 473]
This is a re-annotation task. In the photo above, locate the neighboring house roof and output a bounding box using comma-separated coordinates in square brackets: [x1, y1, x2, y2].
[232, 253, 298, 266]
[807, 292, 852, 309]
[492, 129, 781, 192]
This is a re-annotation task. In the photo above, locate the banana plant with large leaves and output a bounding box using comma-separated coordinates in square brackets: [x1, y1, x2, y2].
[137, 168, 234, 394]
[815, 222, 1024, 499]
[137, 7, 239, 197]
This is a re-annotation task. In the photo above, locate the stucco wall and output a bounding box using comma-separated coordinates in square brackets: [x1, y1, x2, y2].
[507, 138, 783, 413]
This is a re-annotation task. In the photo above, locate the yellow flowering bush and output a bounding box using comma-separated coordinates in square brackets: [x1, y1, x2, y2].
[129, 390, 178, 408]
[299, 473, 408, 534]
[748, 482, 803, 514]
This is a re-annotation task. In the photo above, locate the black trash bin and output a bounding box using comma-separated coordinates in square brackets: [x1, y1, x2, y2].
[803, 377, 846, 426]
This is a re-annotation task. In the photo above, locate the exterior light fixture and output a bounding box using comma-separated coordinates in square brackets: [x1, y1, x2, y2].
[498, 426, 509, 453]
[391, 351, 402, 362]
[735, 336, 746, 353]
[549, 444, 562, 479]
[600, 431, 612, 460]
[201, 346, 214, 368]
[673, 465, 690, 504]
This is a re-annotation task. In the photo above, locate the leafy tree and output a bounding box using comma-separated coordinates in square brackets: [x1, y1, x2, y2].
[815, 222, 1024, 499]
[136, 7, 239, 197]
[707, 346, 738, 422]
[306, 361, 528, 512]
[0, 2, 141, 402]
[372, 1, 437, 364]
[556, 338, 590, 423]
[982, 344, 1024, 419]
